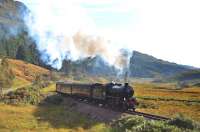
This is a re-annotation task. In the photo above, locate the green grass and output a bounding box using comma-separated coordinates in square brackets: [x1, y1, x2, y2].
[1, 103, 199, 132]
[0, 104, 109, 132]
[41, 83, 56, 94]
[137, 96, 200, 103]
[134, 83, 200, 121]
[12, 77, 30, 89]
[1, 80, 200, 131]
[111, 115, 200, 132]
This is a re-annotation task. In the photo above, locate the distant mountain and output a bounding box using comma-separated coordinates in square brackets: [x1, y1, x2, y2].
[0, 0, 27, 36]
[0, 0, 42, 66]
[129, 51, 196, 78]
[61, 56, 116, 77]
[172, 70, 200, 81]
[0, 0, 27, 57]
[160, 69, 200, 86]
[60, 51, 197, 79]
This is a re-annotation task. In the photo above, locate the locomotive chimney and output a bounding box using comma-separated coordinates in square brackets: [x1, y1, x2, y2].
[124, 71, 128, 84]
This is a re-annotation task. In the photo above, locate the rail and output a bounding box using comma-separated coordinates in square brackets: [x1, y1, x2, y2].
[125, 111, 170, 121]
[59, 93, 171, 121]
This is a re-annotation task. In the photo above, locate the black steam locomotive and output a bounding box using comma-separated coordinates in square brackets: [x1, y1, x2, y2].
[56, 81, 137, 111]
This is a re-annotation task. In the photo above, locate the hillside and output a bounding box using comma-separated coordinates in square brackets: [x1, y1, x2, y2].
[0, 0, 42, 66]
[0, 0, 26, 40]
[173, 70, 200, 81]
[164, 70, 200, 86]
[0, 0, 25, 26]
[64, 51, 196, 79]
[59, 51, 198, 81]
[129, 51, 195, 78]
[61, 56, 116, 77]
[0, 58, 49, 89]
[7, 59, 50, 82]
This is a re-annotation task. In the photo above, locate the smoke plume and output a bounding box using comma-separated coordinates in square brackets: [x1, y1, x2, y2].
[17, 0, 131, 71]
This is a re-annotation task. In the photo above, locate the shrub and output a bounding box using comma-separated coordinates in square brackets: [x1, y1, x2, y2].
[168, 114, 200, 130]
[112, 116, 180, 132]
[111, 115, 200, 132]
[112, 116, 144, 131]
[131, 120, 180, 132]
[33, 75, 52, 90]
[41, 94, 63, 105]
[1, 85, 41, 105]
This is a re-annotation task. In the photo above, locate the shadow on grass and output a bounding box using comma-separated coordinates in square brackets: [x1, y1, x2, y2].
[33, 94, 97, 129]
[33, 94, 122, 130]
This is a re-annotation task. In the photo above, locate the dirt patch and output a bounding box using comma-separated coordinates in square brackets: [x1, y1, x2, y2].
[61, 96, 127, 123]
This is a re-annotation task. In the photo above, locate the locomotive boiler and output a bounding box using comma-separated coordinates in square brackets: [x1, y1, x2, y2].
[56, 81, 137, 111]
[106, 82, 134, 98]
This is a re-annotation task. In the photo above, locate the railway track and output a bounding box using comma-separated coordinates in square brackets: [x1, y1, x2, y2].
[125, 111, 170, 121]
[61, 95, 170, 121]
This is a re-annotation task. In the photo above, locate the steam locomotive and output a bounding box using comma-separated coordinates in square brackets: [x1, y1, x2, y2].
[56, 81, 137, 111]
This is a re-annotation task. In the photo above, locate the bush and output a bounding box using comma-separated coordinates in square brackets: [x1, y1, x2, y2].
[111, 115, 200, 132]
[168, 114, 200, 130]
[1, 85, 41, 105]
[131, 120, 180, 132]
[112, 116, 144, 131]
[112, 116, 180, 132]
[33, 75, 52, 89]
[41, 94, 63, 105]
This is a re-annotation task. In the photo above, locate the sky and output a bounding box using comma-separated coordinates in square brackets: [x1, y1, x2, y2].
[18, 0, 200, 68]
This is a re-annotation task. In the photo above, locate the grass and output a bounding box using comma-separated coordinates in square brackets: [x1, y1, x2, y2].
[0, 104, 109, 132]
[0, 103, 199, 132]
[12, 77, 30, 89]
[0, 80, 200, 131]
[134, 83, 200, 121]
[1, 58, 49, 93]
[0, 82, 109, 131]
[7, 59, 49, 82]
[134, 83, 200, 101]
[1, 59, 200, 131]
[34, 80, 200, 122]
[41, 83, 56, 94]
[111, 115, 200, 132]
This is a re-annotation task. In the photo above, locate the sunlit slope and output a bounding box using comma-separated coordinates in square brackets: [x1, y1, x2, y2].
[134, 83, 200, 121]
[8, 59, 50, 82]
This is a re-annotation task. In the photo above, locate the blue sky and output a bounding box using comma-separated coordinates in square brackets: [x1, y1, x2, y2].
[80, 1, 135, 28]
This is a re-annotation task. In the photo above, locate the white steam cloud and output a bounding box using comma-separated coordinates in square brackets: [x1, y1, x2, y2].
[17, 0, 131, 70]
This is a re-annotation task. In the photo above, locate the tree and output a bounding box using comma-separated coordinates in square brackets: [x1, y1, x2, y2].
[16, 45, 27, 61]
[0, 58, 15, 88]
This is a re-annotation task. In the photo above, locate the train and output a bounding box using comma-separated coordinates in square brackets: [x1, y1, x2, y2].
[56, 81, 137, 111]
